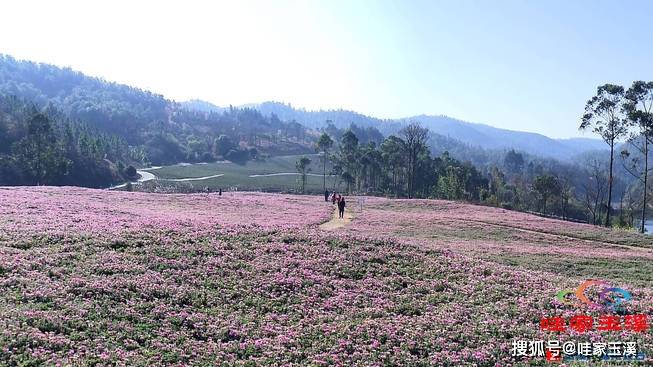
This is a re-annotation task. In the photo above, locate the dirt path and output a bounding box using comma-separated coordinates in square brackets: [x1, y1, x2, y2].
[319, 205, 354, 230]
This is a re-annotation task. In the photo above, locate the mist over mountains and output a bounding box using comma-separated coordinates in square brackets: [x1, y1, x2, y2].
[180, 99, 606, 161]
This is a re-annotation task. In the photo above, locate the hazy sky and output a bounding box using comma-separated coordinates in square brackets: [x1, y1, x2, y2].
[2, 0, 652, 138]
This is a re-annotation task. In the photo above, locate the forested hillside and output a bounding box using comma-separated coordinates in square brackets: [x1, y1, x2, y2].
[0, 55, 167, 139]
[0, 55, 316, 186]
[0, 95, 139, 186]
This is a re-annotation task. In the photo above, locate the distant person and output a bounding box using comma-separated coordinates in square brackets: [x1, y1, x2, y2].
[324, 189, 329, 202]
[332, 192, 337, 205]
[219, 188, 222, 196]
[338, 196, 346, 218]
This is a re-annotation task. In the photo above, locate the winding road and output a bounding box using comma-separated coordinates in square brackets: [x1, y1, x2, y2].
[108, 168, 222, 189]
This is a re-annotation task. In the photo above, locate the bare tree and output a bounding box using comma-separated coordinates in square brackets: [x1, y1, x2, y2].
[618, 185, 637, 228]
[581, 158, 608, 225]
[559, 177, 573, 220]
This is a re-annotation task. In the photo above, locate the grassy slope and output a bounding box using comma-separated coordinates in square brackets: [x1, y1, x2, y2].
[148, 155, 338, 193]
[0, 188, 651, 366]
[345, 198, 653, 286]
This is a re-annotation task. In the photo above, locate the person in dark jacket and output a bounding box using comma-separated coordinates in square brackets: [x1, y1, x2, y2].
[324, 189, 330, 202]
[338, 197, 346, 218]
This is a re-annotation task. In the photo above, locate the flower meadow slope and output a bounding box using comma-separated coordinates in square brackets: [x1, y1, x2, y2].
[0, 187, 651, 366]
[346, 197, 653, 287]
[0, 187, 331, 238]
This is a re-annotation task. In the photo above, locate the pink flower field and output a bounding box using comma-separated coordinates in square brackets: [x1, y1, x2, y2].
[0, 187, 651, 366]
[0, 187, 332, 239]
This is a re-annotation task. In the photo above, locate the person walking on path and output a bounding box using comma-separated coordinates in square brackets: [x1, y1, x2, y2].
[324, 189, 330, 202]
[338, 196, 346, 219]
[332, 192, 337, 205]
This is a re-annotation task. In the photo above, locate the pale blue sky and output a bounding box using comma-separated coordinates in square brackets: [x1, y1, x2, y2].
[1, 0, 651, 138]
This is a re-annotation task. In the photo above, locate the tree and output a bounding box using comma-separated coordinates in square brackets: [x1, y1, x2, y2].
[339, 130, 359, 193]
[215, 135, 235, 157]
[533, 174, 561, 216]
[361, 143, 383, 192]
[487, 166, 506, 205]
[623, 81, 653, 233]
[581, 158, 608, 225]
[27, 113, 51, 184]
[580, 84, 629, 226]
[617, 184, 637, 228]
[380, 136, 406, 197]
[316, 132, 334, 192]
[437, 165, 466, 200]
[412, 147, 434, 198]
[400, 122, 429, 198]
[186, 135, 206, 161]
[125, 165, 137, 178]
[341, 171, 355, 193]
[13, 113, 68, 185]
[504, 149, 525, 175]
[295, 156, 311, 193]
[558, 177, 573, 220]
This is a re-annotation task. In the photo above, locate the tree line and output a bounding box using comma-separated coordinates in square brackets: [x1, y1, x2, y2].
[305, 122, 488, 203]
[0, 95, 142, 186]
[300, 106, 650, 233]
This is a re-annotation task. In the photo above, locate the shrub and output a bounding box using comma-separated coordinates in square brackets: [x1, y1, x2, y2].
[125, 165, 137, 178]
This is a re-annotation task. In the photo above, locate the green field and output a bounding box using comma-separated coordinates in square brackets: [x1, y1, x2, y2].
[141, 154, 340, 193]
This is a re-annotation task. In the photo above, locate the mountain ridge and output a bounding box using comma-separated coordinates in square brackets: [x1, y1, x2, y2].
[0, 53, 605, 163]
[181, 100, 607, 161]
